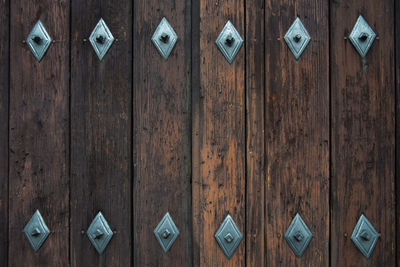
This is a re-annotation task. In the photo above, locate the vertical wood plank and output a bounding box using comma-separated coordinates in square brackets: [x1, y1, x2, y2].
[265, 0, 330, 266]
[396, 1, 400, 266]
[192, 0, 245, 266]
[245, 0, 265, 266]
[70, 1, 132, 266]
[9, 0, 69, 266]
[133, 0, 192, 266]
[331, 0, 396, 265]
[0, 0, 9, 265]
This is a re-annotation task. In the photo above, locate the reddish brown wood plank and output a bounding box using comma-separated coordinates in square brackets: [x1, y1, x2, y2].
[192, 0, 245, 266]
[0, 0, 9, 265]
[265, 0, 329, 266]
[70, 1, 132, 266]
[133, 0, 192, 266]
[245, 0, 265, 266]
[9, 1, 69, 266]
[331, 0, 396, 265]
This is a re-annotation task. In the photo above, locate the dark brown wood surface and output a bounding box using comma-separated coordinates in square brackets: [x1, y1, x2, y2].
[70, 1, 132, 266]
[133, 0, 192, 266]
[331, 0, 396, 266]
[0, 0, 9, 266]
[245, 0, 265, 266]
[265, 0, 330, 266]
[192, 0, 246, 266]
[8, 0, 70, 266]
[396, 1, 400, 266]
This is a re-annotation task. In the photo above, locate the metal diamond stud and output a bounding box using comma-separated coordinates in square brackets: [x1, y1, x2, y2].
[215, 21, 243, 64]
[87, 212, 113, 254]
[284, 17, 311, 60]
[284, 213, 313, 257]
[351, 214, 379, 259]
[89, 18, 114, 61]
[154, 212, 179, 252]
[215, 214, 243, 259]
[24, 210, 50, 252]
[349, 15, 376, 58]
[151, 18, 178, 60]
[26, 20, 52, 62]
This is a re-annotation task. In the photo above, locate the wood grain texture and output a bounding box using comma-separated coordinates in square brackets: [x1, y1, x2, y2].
[245, 0, 265, 266]
[396, 1, 400, 266]
[133, 0, 192, 266]
[265, 0, 330, 266]
[331, 0, 396, 265]
[0, 0, 9, 266]
[9, 0, 69, 266]
[192, 0, 245, 266]
[70, 1, 132, 266]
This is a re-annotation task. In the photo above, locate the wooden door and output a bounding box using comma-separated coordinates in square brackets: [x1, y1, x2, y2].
[0, 0, 397, 266]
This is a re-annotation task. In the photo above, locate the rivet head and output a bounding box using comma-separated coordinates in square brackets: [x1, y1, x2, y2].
[162, 229, 171, 239]
[87, 212, 113, 254]
[32, 36, 42, 44]
[159, 32, 170, 43]
[284, 213, 313, 257]
[293, 34, 302, 43]
[225, 33, 235, 46]
[96, 35, 105, 44]
[349, 15, 376, 57]
[351, 214, 379, 258]
[215, 214, 243, 259]
[24, 210, 50, 252]
[151, 17, 178, 60]
[154, 212, 180, 252]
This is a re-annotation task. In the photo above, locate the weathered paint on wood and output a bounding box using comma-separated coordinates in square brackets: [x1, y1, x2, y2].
[192, 0, 246, 266]
[133, 0, 192, 266]
[331, 0, 396, 266]
[9, 0, 70, 266]
[265, 0, 330, 266]
[70, 0, 132, 266]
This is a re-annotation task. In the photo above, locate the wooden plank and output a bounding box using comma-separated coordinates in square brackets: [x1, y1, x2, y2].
[70, 1, 132, 266]
[192, 0, 245, 266]
[8, 0, 69, 266]
[133, 0, 192, 266]
[0, 0, 9, 266]
[245, 0, 265, 266]
[331, 0, 396, 265]
[265, 0, 329, 266]
[396, 1, 400, 266]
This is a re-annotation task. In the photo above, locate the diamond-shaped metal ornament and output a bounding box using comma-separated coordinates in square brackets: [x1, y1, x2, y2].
[26, 20, 52, 62]
[215, 214, 243, 259]
[284, 17, 311, 60]
[284, 213, 313, 257]
[152, 18, 178, 60]
[349, 15, 376, 58]
[351, 214, 379, 259]
[154, 212, 180, 252]
[24, 210, 50, 252]
[89, 18, 115, 61]
[215, 21, 243, 64]
[87, 212, 113, 254]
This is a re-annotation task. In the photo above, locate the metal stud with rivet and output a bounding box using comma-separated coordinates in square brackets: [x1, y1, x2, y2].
[215, 21, 243, 64]
[349, 15, 376, 58]
[24, 210, 50, 252]
[154, 212, 179, 252]
[89, 18, 115, 61]
[351, 214, 379, 259]
[26, 20, 52, 62]
[215, 214, 243, 259]
[284, 17, 311, 60]
[151, 17, 178, 60]
[87, 212, 113, 254]
[284, 213, 313, 257]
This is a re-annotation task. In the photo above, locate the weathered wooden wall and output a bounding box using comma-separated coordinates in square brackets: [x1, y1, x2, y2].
[0, 0, 397, 266]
